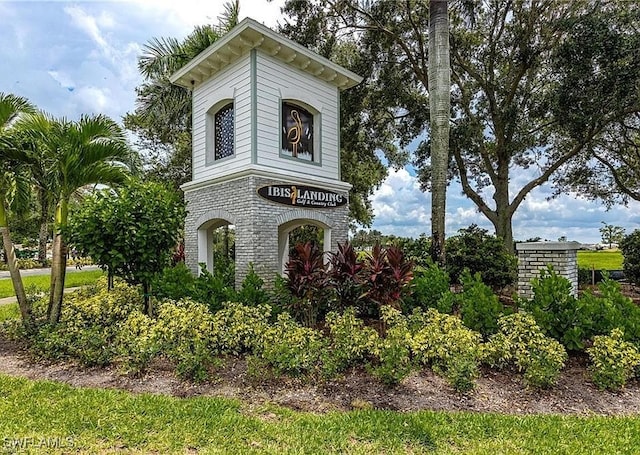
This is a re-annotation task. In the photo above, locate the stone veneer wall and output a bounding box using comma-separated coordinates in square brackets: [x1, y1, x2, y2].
[184, 175, 350, 288]
[515, 241, 581, 299]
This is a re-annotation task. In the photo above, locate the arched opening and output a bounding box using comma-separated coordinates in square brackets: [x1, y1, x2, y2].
[278, 219, 331, 274]
[197, 218, 235, 279]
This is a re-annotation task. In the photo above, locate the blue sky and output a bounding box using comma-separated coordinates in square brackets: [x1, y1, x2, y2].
[1, 0, 638, 244]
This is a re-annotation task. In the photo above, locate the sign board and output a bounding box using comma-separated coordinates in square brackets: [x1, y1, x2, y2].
[258, 184, 347, 208]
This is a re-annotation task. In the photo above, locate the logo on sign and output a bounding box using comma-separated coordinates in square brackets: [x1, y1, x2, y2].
[257, 185, 347, 208]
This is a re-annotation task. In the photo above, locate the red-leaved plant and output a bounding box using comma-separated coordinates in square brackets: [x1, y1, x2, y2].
[328, 241, 366, 312]
[285, 242, 327, 326]
[363, 244, 414, 312]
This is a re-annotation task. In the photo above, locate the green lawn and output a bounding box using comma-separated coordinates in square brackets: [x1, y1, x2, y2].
[0, 374, 638, 454]
[0, 269, 104, 299]
[577, 250, 623, 270]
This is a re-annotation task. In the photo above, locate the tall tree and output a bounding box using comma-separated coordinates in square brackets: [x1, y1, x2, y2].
[551, 3, 640, 207]
[428, 0, 450, 265]
[124, 3, 240, 190]
[22, 113, 131, 323]
[280, 1, 640, 251]
[0, 93, 35, 326]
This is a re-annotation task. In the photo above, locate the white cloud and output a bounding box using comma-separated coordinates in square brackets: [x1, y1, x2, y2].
[369, 165, 640, 244]
[75, 86, 112, 115]
[47, 70, 76, 91]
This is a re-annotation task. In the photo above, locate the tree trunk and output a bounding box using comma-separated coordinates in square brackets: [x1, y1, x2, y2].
[37, 189, 49, 265]
[0, 199, 31, 327]
[143, 282, 153, 317]
[48, 200, 68, 324]
[429, 0, 450, 266]
[494, 208, 515, 253]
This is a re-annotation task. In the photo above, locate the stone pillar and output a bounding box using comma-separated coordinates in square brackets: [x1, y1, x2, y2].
[515, 241, 581, 299]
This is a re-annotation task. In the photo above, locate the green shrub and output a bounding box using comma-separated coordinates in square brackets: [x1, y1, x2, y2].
[116, 311, 160, 375]
[369, 306, 413, 385]
[483, 313, 567, 388]
[578, 276, 640, 344]
[152, 262, 196, 301]
[409, 308, 482, 392]
[153, 299, 216, 381]
[152, 263, 236, 313]
[526, 267, 640, 350]
[587, 328, 640, 391]
[29, 279, 142, 366]
[236, 264, 270, 307]
[621, 229, 640, 285]
[210, 302, 271, 355]
[445, 225, 517, 290]
[458, 270, 505, 337]
[523, 266, 585, 350]
[255, 312, 326, 376]
[403, 263, 452, 313]
[323, 307, 379, 376]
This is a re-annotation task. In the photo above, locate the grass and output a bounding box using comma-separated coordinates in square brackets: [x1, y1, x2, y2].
[0, 269, 104, 299]
[0, 374, 639, 454]
[577, 250, 623, 270]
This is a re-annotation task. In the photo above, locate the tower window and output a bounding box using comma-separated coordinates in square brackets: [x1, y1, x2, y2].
[215, 103, 234, 160]
[282, 102, 313, 161]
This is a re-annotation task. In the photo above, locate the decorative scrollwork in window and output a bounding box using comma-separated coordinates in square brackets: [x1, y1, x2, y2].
[282, 102, 313, 161]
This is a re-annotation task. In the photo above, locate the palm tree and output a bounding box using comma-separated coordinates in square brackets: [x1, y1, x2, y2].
[429, 0, 451, 266]
[22, 113, 131, 323]
[0, 93, 36, 326]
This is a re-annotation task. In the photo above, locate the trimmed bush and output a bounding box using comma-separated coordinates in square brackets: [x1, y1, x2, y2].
[621, 229, 640, 285]
[445, 225, 516, 290]
[587, 328, 640, 391]
[323, 307, 379, 376]
[30, 279, 142, 366]
[410, 308, 482, 392]
[458, 270, 505, 337]
[210, 302, 271, 355]
[153, 299, 216, 381]
[483, 313, 567, 388]
[254, 312, 326, 376]
[369, 306, 413, 385]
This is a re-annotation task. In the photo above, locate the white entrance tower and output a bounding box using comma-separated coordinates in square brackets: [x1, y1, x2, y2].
[170, 18, 362, 286]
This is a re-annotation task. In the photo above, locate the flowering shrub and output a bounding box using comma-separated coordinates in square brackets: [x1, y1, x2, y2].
[587, 328, 640, 390]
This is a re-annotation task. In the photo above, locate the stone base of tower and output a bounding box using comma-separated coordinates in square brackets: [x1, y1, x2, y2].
[183, 174, 350, 289]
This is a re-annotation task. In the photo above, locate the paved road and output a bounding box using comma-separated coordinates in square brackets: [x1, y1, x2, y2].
[0, 264, 100, 279]
[0, 265, 101, 306]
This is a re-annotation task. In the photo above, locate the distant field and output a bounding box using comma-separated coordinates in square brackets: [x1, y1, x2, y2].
[0, 269, 104, 299]
[577, 250, 623, 270]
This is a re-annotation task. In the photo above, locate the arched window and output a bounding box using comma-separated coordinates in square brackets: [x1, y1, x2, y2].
[282, 102, 314, 161]
[214, 102, 234, 160]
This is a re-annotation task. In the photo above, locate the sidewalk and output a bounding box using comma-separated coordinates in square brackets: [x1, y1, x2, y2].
[0, 287, 83, 306]
[0, 264, 100, 279]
